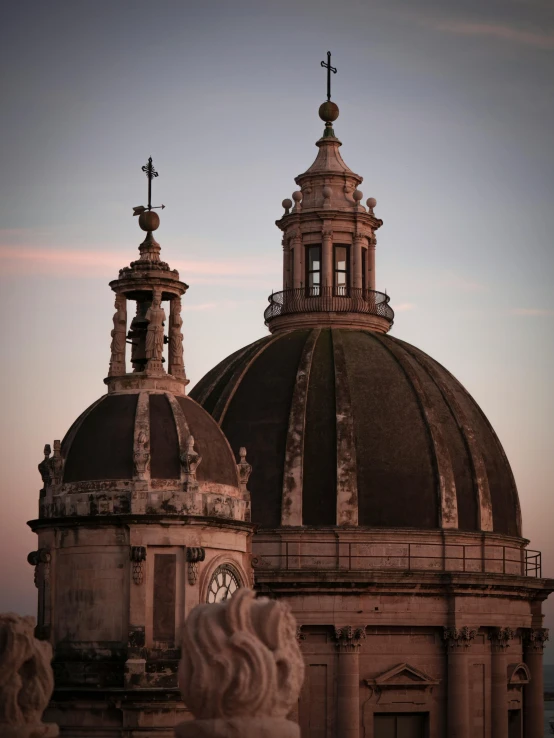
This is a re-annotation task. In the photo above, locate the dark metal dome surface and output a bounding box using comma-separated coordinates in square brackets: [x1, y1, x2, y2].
[190, 328, 521, 536]
[61, 391, 239, 487]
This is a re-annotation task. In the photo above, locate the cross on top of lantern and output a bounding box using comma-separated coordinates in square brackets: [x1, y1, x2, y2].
[318, 51, 340, 137]
[132, 156, 166, 233]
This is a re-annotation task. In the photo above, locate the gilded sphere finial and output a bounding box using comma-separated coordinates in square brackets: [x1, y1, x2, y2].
[318, 101, 339, 123]
[138, 210, 160, 232]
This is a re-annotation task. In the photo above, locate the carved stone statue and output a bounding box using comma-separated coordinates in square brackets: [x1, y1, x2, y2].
[37, 445, 51, 490]
[145, 292, 166, 371]
[108, 294, 127, 376]
[133, 431, 150, 480]
[168, 298, 185, 377]
[0, 613, 58, 737]
[176, 588, 304, 738]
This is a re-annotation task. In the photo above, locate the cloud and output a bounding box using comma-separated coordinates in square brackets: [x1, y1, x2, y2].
[394, 303, 416, 312]
[0, 246, 279, 285]
[510, 308, 554, 316]
[429, 20, 554, 50]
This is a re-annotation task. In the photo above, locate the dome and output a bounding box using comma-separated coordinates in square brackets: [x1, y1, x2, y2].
[61, 390, 239, 489]
[190, 328, 521, 537]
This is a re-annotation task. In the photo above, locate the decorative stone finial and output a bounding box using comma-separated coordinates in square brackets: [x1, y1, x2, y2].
[237, 447, 252, 488]
[0, 613, 58, 738]
[292, 190, 302, 204]
[181, 436, 202, 486]
[176, 588, 304, 738]
[282, 199, 292, 215]
[48, 441, 63, 485]
[353, 189, 363, 203]
[366, 197, 377, 214]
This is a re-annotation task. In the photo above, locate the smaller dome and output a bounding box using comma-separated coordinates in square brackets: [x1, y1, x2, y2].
[62, 391, 239, 489]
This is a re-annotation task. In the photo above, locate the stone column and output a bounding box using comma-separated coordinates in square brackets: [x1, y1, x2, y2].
[444, 626, 477, 738]
[293, 232, 302, 289]
[168, 297, 186, 379]
[488, 627, 514, 738]
[322, 229, 333, 290]
[523, 627, 549, 738]
[368, 239, 376, 291]
[353, 234, 363, 289]
[108, 293, 127, 376]
[282, 237, 289, 290]
[334, 626, 365, 738]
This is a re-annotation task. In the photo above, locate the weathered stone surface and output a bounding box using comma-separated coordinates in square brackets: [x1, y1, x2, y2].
[0, 614, 58, 738]
[176, 588, 304, 738]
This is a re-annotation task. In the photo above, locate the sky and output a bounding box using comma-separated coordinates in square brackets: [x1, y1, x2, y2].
[1, 0, 553, 658]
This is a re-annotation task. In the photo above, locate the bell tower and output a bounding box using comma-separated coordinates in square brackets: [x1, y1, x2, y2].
[28, 159, 254, 738]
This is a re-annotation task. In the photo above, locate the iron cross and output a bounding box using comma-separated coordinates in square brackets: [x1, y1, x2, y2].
[321, 51, 337, 102]
[132, 157, 165, 216]
[141, 157, 158, 211]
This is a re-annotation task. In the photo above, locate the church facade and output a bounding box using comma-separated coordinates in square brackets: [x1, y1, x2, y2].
[28, 91, 552, 738]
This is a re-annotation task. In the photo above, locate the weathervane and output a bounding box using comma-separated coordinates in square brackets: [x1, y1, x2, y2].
[320, 51, 337, 102]
[133, 157, 165, 216]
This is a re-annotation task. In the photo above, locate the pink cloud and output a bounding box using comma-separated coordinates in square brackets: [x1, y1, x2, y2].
[430, 20, 554, 49]
[0, 246, 279, 284]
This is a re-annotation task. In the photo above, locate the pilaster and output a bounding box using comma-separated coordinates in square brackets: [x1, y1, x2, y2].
[523, 627, 549, 738]
[334, 626, 365, 738]
[488, 626, 515, 738]
[443, 626, 477, 738]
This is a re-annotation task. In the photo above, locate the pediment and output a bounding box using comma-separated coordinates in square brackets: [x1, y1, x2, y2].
[508, 663, 531, 685]
[368, 663, 440, 688]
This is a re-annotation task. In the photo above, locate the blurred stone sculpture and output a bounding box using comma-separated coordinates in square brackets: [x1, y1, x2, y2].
[176, 588, 304, 738]
[168, 297, 185, 378]
[108, 294, 127, 376]
[0, 613, 58, 738]
[145, 291, 166, 371]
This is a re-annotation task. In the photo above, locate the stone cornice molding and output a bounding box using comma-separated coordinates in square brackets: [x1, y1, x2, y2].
[334, 625, 366, 652]
[523, 627, 549, 653]
[443, 626, 478, 651]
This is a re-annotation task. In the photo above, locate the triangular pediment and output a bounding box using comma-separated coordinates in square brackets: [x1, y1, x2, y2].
[371, 663, 440, 688]
[508, 663, 531, 685]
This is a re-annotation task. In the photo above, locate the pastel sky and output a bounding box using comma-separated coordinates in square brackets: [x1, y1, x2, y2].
[1, 0, 553, 658]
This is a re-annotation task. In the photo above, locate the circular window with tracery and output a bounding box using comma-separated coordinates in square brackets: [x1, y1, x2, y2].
[206, 563, 242, 603]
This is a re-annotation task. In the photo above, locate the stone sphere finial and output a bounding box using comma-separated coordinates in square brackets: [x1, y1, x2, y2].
[138, 210, 160, 232]
[177, 588, 304, 737]
[282, 198, 293, 215]
[366, 197, 377, 211]
[353, 190, 363, 203]
[322, 185, 332, 200]
[318, 101, 339, 123]
[292, 190, 302, 203]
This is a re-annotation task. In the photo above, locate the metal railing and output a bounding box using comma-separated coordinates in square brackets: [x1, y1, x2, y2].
[252, 540, 542, 578]
[264, 287, 395, 325]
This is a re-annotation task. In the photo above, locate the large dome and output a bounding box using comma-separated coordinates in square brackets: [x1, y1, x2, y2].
[190, 328, 521, 536]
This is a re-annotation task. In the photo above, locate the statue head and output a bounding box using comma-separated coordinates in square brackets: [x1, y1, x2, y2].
[179, 588, 304, 722]
[0, 614, 55, 728]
